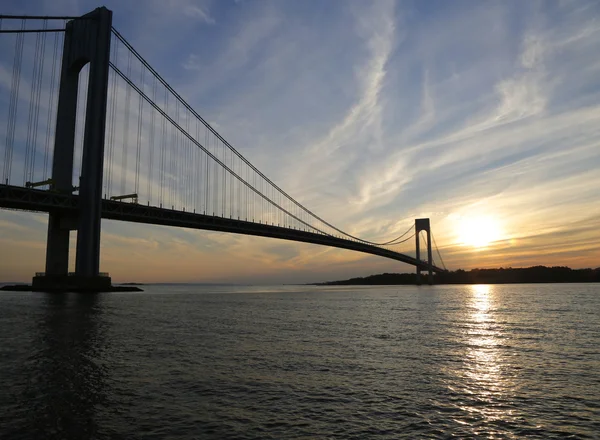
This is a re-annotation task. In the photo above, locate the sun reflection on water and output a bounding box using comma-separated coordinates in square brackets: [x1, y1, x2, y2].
[447, 284, 517, 432]
[472, 284, 492, 321]
[467, 284, 501, 384]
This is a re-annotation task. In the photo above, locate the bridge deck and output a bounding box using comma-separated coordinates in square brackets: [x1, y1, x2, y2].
[0, 184, 445, 272]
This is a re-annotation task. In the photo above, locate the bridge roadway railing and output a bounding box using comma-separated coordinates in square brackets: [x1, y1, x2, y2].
[0, 184, 445, 272]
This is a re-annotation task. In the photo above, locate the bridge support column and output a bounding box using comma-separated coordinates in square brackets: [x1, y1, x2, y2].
[45, 214, 71, 275]
[74, 7, 112, 278]
[44, 31, 81, 276]
[34, 7, 113, 292]
[415, 218, 433, 285]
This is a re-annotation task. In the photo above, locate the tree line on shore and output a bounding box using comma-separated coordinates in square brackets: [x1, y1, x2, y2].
[316, 266, 600, 285]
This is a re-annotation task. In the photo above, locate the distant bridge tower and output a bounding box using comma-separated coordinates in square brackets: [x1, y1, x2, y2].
[34, 7, 113, 291]
[415, 218, 433, 285]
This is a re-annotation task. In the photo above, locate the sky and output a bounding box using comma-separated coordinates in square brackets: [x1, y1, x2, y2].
[1, 0, 600, 284]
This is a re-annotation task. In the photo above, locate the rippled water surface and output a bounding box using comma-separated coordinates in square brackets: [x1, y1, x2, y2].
[1, 284, 599, 438]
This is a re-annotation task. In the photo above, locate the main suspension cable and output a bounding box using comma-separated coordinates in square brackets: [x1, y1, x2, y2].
[378, 224, 414, 246]
[431, 231, 447, 271]
[109, 61, 328, 236]
[388, 231, 415, 247]
[109, 27, 411, 247]
[0, 14, 91, 20]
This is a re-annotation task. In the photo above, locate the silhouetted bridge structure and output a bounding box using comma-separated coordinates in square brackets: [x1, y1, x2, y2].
[0, 8, 446, 291]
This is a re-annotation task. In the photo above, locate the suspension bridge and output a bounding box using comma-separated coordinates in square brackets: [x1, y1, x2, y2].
[0, 7, 446, 291]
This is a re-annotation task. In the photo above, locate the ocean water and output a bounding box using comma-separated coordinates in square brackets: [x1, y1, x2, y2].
[0, 283, 599, 439]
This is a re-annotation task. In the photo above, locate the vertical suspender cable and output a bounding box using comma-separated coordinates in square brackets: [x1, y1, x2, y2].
[159, 89, 167, 206]
[24, 23, 46, 184]
[121, 50, 133, 196]
[237, 156, 240, 219]
[24, 27, 41, 184]
[4, 19, 25, 184]
[170, 99, 177, 208]
[105, 69, 114, 197]
[172, 98, 176, 208]
[43, 29, 59, 182]
[187, 110, 192, 210]
[212, 135, 217, 216]
[29, 20, 47, 183]
[184, 106, 189, 209]
[148, 75, 156, 204]
[431, 231, 447, 271]
[164, 88, 168, 208]
[195, 118, 200, 212]
[106, 37, 119, 198]
[222, 141, 225, 217]
[204, 128, 209, 214]
[110, 29, 411, 245]
[230, 149, 233, 218]
[181, 108, 185, 208]
[185, 110, 188, 209]
[135, 64, 144, 195]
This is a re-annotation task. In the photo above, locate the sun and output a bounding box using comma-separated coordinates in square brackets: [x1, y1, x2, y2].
[457, 215, 502, 248]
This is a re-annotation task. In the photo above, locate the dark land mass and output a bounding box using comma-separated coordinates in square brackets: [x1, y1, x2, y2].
[316, 266, 600, 285]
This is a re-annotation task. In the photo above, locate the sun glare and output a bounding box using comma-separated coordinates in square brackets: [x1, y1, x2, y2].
[457, 215, 502, 248]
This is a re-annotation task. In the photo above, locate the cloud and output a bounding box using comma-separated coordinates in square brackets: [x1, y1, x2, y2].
[183, 4, 215, 25]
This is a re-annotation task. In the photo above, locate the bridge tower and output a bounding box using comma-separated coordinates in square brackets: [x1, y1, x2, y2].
[33, 7, 113, 292]
[415, 218, 433, 285]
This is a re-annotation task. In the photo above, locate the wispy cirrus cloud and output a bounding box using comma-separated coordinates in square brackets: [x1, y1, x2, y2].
[182, 3, 215, 24]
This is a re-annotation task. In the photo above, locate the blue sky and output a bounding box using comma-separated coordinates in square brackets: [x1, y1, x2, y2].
[1, 0, 600, 283]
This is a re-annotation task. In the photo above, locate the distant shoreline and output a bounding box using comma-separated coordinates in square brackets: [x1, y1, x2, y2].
[314, 266, 600, 285]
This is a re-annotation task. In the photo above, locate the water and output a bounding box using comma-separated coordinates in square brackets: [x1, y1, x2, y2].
[1, 284, 599, 439]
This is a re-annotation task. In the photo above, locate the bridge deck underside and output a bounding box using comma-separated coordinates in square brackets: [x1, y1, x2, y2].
[0, 185, 445, 272]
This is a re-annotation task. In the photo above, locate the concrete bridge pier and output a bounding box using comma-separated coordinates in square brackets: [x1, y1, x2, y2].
[415, 218, 433, 285]
[33, 7, 113, 292]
